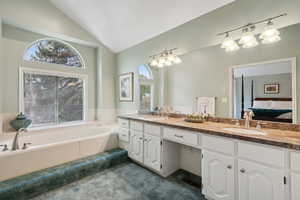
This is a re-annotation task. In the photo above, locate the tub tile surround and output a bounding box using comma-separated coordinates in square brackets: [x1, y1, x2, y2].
[0, 149, 128, 200]
[119, 114, 300, 150]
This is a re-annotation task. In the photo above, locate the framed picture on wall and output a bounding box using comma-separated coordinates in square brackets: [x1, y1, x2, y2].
[264, 84, 280, 94]
[119, 72, 134, 102]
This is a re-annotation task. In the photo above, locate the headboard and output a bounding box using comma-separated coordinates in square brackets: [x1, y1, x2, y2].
[254, 97, 292, 101]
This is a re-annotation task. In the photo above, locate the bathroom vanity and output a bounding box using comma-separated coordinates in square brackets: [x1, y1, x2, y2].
[117, 115, 300, 200]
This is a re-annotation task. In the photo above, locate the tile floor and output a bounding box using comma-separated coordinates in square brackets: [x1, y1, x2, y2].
[33, 161, 206, 200]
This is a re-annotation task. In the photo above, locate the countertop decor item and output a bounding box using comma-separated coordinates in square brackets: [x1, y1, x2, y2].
[10, 113, 32, 131]
[184, 114, 204, 123]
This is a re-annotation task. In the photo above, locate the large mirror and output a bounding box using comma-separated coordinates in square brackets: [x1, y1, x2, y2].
[230, 58, 296, 123]
[144, 22, 300, 124]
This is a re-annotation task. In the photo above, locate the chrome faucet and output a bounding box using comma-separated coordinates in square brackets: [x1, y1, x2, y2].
[244, 111, 254, 129]
[11, 128, 27, 151]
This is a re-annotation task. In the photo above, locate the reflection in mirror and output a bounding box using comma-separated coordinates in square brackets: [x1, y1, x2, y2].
[138, 65, 154, 112]
[231, 58, 296, 123]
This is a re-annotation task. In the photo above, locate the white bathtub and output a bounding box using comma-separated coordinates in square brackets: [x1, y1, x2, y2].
[0, 123, 118, 181]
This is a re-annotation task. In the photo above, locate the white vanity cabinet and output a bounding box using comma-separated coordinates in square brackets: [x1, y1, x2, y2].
[129, 130, 144, 163]
[128, 121, 162, 172]
[238, 159, 285, 200]
[144, 133, 161, 171]
[202, 150, 235, 200]
[291, 151, 300, 200]
[118, 117, 300, 200]
[237, 142, 285, 200]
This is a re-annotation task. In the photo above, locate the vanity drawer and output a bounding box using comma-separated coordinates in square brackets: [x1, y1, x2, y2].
[118, 118, 129, 129]
[130, 121, 143, 131]
[163, 128, 198, 146]
[202, 135, 235, 155]
[118, 128, 130, 142]
[144, 123, 161, 137]
[291, 151, 300, 171]
[238, 142, 284, 168]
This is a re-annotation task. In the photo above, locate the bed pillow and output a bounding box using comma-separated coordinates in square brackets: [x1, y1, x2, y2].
[272, 101, 292, 110]
[277, 112, 293, 119]
[253, 101, 272, 109]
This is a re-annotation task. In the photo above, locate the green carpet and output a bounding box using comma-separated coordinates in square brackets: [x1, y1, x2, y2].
[33, 162, 206, 200]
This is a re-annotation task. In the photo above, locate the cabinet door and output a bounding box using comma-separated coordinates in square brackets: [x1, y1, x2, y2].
[238, 159, 284, 200]
[129, 130, 143, 163]
[202, 150, 235, 200]
[291, 172, 300, 200]
[144, 133, 161, 171]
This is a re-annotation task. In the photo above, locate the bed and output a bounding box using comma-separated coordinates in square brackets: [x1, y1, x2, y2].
[240, 75, 293, 123]
[248, 98, 293, 123]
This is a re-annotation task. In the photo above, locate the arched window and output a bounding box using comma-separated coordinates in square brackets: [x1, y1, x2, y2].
[138, 65, 154, 112]
[23, 38, 84, 68]
[20, 38, 87, 128]
[138, 64, 153, 80]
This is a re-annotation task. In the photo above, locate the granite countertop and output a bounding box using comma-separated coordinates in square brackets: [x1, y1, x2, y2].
[119, 114, 300, 150]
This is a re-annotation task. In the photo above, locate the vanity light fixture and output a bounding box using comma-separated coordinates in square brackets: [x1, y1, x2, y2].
[218, 13, 287, 52]
[149, 48, 182, 68]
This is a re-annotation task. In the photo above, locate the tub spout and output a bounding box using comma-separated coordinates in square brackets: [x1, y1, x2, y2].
[12, 128, 27, 151]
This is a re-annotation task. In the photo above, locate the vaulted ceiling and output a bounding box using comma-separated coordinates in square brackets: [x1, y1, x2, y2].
[50, 0, 235, 53]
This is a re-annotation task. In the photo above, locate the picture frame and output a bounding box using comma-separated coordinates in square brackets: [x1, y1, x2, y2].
[264, 84, 280, 94]
[119, 72, 134, 102]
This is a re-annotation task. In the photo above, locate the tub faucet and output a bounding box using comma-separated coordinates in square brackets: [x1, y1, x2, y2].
[12, 128, 27, 151]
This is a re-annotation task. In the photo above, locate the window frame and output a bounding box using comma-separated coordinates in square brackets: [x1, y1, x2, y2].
[23, 38, 86, 69]
[19, 67, 88, 130]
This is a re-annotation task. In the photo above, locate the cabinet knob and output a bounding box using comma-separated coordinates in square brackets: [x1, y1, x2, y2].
[240, 168, 246, 173]
[227, 165, 232, 169]
[139, 137, 143, 140]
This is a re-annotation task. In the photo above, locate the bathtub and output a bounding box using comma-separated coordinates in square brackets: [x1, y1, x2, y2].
[0, 123, 119, 181]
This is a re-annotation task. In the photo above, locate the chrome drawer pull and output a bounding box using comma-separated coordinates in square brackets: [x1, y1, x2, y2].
[240, 168, 246, 173]
[227, 165, 232, 169]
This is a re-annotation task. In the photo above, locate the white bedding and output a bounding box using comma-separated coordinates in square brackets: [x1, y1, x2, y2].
[253, 100, 292, 110]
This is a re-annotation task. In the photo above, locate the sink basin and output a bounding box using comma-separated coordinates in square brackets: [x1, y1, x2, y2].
[223, 128, 266, 135]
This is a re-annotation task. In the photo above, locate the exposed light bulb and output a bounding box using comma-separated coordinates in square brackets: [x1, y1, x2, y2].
[260, 21, 281, 44]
